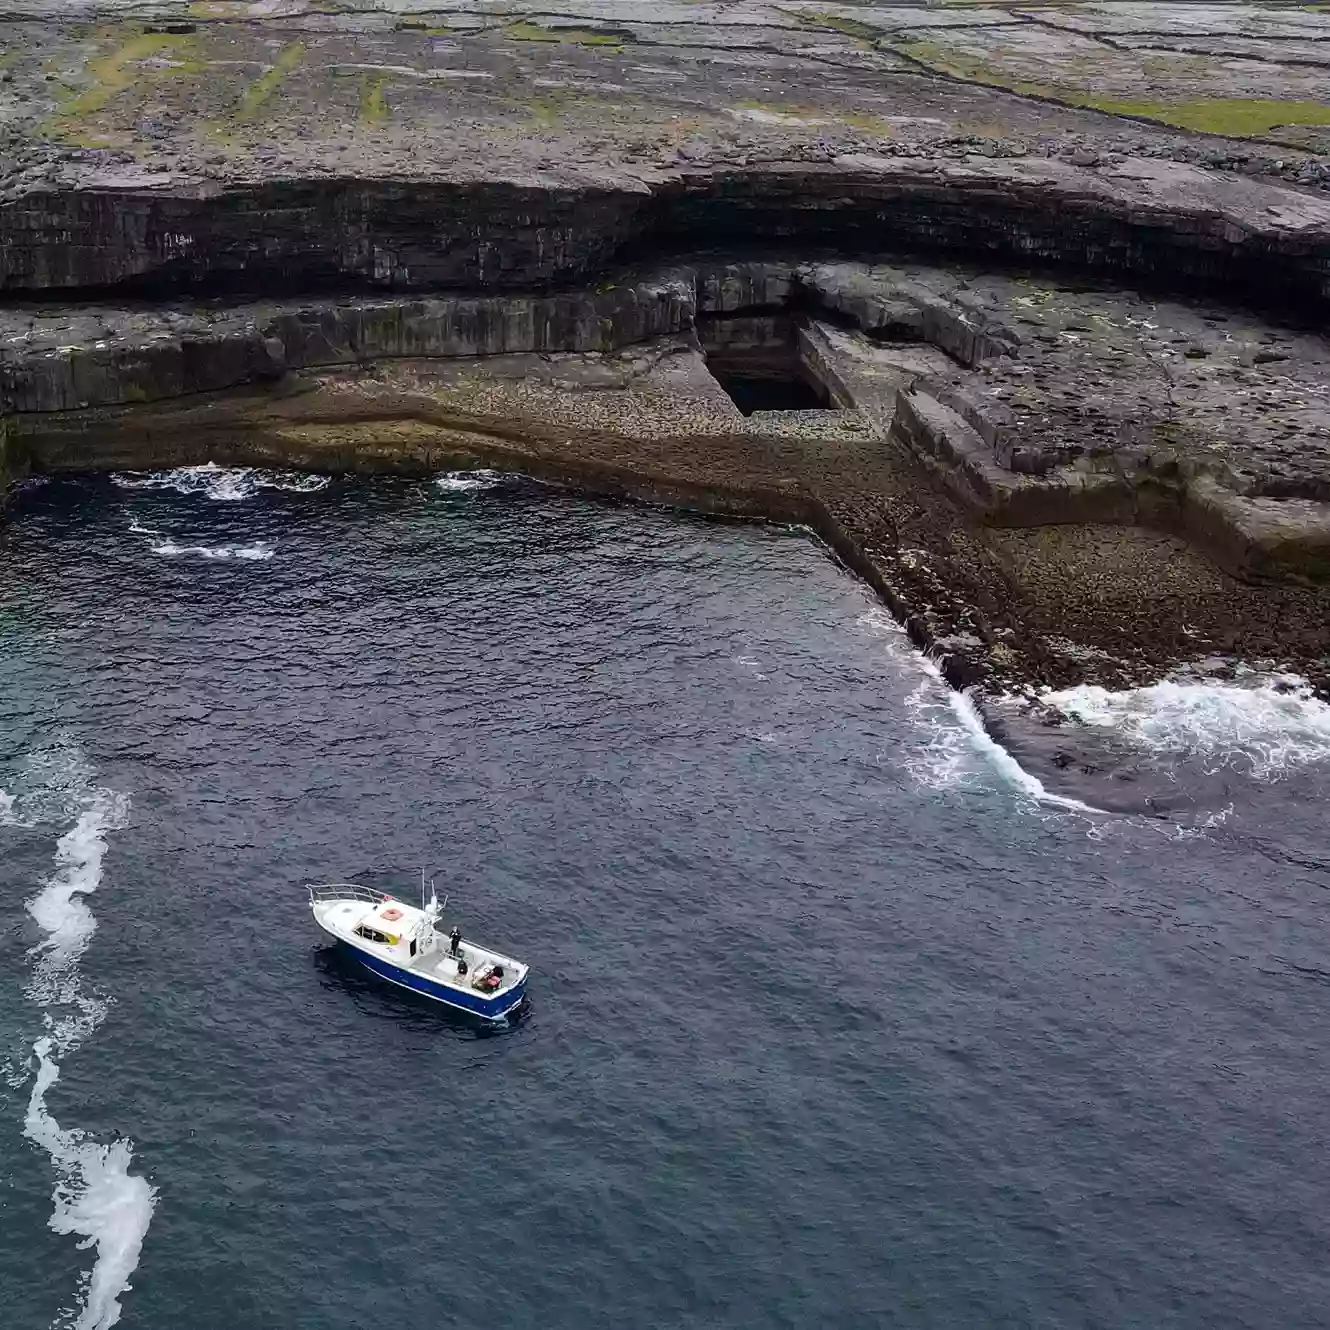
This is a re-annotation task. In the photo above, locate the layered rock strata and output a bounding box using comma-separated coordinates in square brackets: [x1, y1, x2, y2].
[7, 257, 1329, 571]
[6, 159, 1330, 318]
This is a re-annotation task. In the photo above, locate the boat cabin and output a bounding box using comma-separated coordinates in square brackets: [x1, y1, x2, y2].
[353, 901, 429, 958]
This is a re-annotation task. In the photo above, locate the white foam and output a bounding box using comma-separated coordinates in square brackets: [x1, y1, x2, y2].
[124, 515, 274, 561]
[113, 463, 329, 501]
[853, 611, 1098, 811]
[945, 685, 1098, 813]
[5, 760, 154, 1330]
[27, 796, 129, 1044]
[900, 671, 981, 793]
[6, 746, 99, 825]
[149, 540, 274, 561]
[1041, 673, 1330, 781]
[435, 469, 505, 493]
[26, 1041, 155, 1330]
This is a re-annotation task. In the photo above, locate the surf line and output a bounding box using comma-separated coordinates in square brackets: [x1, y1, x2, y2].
[903, 645, 1103, 813]
[945, 684, 1101, 814]
[8, 780, 156, 1330]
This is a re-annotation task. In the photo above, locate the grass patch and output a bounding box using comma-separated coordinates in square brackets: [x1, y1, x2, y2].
[795, 11, 884, 43]
[504, 21, 629, 47]
[506, 86, 616, 130]
[1083, 96, 1330, 137]
[235, 40, 304, 121]
[896, 41, 1330, 141]
[360, 74, 388, 123]
[59, 29, 201, 118]
[839, 109, 895, 136]
[528, 92, 564, 128]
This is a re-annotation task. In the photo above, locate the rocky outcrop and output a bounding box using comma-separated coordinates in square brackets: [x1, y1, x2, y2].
[0, 273, 696, 413]
[4, 157, 1330, 316]
[2, 0, 1328, 702]
[5, 254, 1330, 586]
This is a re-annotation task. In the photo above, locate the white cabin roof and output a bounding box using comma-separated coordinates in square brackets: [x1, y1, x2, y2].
[353, 897, 424, 941]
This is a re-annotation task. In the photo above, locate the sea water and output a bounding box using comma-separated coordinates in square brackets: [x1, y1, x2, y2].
[1, 471, 1328, 1329]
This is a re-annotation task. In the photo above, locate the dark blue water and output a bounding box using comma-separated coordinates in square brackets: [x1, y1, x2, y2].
[2, 470, 1330, 1330]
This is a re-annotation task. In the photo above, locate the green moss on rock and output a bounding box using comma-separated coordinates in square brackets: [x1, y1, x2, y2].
[503, 22, 630, 47]
[58, 28, 202, 120]
[896, 40, 1330, 143]
[236, 40, 304, 121]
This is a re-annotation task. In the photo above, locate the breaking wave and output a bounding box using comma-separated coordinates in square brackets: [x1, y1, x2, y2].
[854, 611, 1098, 812]
[149, 539, 274, 561]
[4, 753, 154, 1330]
[125, 515, 274, 561]
[113, 463, 329, 501]
[1041, 673, 1330, 782]
[435, 469, 506, 493]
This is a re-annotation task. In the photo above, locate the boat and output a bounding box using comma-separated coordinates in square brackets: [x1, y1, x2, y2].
[307, 879, 529, 1021]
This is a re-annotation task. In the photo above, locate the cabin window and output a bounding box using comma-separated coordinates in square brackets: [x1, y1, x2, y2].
[410, 939, 417, 957]
[356, 926, 389, 945]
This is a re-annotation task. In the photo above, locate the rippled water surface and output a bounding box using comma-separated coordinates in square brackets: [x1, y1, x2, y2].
[3, 470, 1329, 1330]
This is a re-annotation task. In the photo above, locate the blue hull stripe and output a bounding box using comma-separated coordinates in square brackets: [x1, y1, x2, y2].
[347, 943, 526, 1019]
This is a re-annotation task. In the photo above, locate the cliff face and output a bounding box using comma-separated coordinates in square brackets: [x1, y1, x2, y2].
[0, 273, 697, 413]
[0, 181, 649, 295]
[3, 159, 1329, 315]
[0, 416, 13, 495]
[6, 1, 1330, 309]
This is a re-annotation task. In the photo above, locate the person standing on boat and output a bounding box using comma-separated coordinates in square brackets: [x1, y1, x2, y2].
[449, 925, 462, 957]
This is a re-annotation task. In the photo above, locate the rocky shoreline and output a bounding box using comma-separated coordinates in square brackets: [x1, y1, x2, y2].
[3, 0, 1330, 706]
[8, 253, 1329, 699]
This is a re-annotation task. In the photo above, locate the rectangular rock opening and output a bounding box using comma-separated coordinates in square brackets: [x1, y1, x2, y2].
[699, 313, 834, 416]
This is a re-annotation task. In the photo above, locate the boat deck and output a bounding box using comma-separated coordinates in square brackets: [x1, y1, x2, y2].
[411, 938, 521, 997]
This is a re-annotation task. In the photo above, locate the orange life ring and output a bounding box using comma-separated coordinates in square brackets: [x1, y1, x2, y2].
[381, 906, 403, 922]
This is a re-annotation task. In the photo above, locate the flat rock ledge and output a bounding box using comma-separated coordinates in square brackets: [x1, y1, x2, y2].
[6, 256, 1329, 697]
